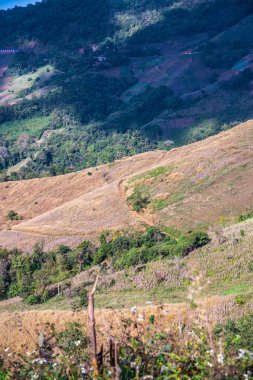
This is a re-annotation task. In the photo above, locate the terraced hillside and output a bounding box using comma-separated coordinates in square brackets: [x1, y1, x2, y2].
[0, 120, 252, 251]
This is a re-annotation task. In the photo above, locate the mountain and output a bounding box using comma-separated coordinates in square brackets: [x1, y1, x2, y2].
[0, 119, 252, 251]
[0, 121, 253, 361]
[0, 0, 253, 180]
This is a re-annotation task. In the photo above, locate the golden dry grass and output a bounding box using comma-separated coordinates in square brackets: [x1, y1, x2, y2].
[0, 120, 253, 251]
[0, 295, 252, 354]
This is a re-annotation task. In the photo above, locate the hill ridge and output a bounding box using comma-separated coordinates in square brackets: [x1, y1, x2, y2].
[0, 120, 252, 251]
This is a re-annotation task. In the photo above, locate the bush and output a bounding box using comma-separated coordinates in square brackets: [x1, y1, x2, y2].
[215, 313, 253, 353]
[127, 186, 151, 212]
[6, 210, 22, 221]
[25, 295, 41, 305]
[238, 210, 253, 223]
[79, 288, 88, 307]
[186, 231, 210, 250]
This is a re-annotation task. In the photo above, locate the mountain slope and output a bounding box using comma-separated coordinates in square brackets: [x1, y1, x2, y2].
[0, 120, 252, 251]
[0, 0, 253, 180]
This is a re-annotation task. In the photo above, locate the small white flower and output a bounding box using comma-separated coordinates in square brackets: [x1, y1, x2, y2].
[130, 306, 137, 313]
[137, 314, 145, 322]
[146, 301, 152, 305]
[74, 340, 81, 347]
[7, 353, 12, 357]
[217, 353, 224, 365]
[34, 358, 47, 364]
[207, 361, 213, 367]
[238, 349, 247, 359]
[130, 361, 136, 368]
[4, 348, 10, 352]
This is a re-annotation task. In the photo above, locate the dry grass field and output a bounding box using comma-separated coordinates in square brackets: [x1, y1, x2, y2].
[0, 120, 252, 251]
[0, 294, 252, 355]
[0, 216, 252, 354]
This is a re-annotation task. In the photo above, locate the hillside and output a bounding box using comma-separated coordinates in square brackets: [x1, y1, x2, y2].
[0, 0, 253, 180]
[0, 206, 253, 357]
[0, 120, 252, 251]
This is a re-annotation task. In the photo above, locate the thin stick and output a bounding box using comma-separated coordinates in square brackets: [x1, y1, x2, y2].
[88, 275, 99, 375]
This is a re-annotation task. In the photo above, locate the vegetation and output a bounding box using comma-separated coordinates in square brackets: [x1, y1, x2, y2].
[0, 302, 253, 379]
[0, 0, 252, 179]
[238, 210, 253, 223]
[5, 210, 22, 221]
[127, 186, 151, 212]
[0, 227, 209, 303]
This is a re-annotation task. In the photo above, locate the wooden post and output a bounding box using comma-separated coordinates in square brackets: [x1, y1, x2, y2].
[114, 341, 120, 380]
[88, 276, 99, 376]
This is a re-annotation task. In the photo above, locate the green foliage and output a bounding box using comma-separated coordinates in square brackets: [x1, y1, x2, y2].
[6, 210, 22, 221]
[3, 313, 253, 379]
[127, 186, 151, 212]
[238, 210, 253, 223]
[216, 313, 253, 352]
[57, 322, 90, 357]
[79, 288, 88, 307]
[0, 0, 252, 181]
[25, 295, 41, 305]
[151, 198, 168, 211]
[0, 227, 210, 303]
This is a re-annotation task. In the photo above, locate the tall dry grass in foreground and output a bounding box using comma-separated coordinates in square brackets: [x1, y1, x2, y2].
[0, 276, 253, 379]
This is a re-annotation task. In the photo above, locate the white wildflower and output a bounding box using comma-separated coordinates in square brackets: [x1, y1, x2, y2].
[238, 349, 247, 359]
[207, 362, 213, 367]
[146, 301, 152, 305]
[130, 361, 136, 368]
[217, 353, 224, 365]
[130, 306, 137, 313]
[74, 340, 81, 347]
[34, 358, 47, 364]
[4, 348, 10, 352]
[137, 314, 145, 322]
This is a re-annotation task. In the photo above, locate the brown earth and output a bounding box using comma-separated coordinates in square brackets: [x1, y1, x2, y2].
[0, 120, 253, 251]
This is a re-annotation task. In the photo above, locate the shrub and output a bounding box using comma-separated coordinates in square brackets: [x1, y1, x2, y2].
[79, 288, 88, 307]
[25, 295, 41, 305]
[127, 186, 151, 212]
[238, 210, 253, 223]
[6, 210, 22, 221]
[56, 322, 90, 358]
[57, 245, 71, 254]
[216, 313, 253, 352]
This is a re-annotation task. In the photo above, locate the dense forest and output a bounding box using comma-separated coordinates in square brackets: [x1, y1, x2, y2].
[0, 0, 253, 180]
